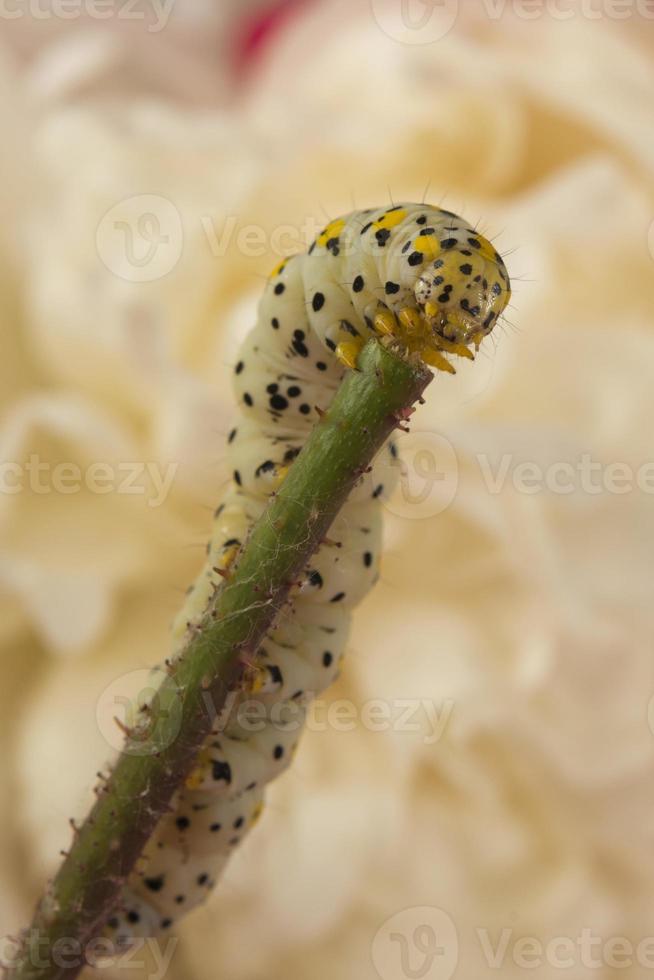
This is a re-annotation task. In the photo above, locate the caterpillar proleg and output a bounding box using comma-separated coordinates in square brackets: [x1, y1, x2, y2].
[106, 203, 511, 943]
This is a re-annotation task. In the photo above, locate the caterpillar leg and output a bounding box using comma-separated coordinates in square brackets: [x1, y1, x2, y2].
[397, 307, 424, 339]
[374, 309, 397, 337]
[396, 306, 479, 373]
[422, 348, 456, 374]
[335, 339, 363, 370]
[434, 335, 475, 360]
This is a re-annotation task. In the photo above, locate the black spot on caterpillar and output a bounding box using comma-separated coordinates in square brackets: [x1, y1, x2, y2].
[105, 203, 510, 943]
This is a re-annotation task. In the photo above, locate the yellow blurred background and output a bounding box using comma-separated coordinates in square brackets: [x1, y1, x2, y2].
[1, 1, 654, 978]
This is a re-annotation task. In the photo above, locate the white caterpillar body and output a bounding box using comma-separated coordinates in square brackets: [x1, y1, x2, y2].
[106, 203, 510, 943]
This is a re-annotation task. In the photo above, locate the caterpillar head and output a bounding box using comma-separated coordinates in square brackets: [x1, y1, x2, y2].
[371, 223, 511, 373]
[414, 233, 511, 350]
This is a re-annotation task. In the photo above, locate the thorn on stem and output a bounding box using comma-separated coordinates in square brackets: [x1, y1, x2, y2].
[113, 717, 132, 737]
[393, 407, 415, 422]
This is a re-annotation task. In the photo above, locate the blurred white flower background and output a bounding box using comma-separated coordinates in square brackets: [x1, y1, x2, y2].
[1, 1, 654, 978]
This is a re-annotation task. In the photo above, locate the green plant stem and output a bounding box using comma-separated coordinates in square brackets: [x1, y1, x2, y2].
[8, 339, 432, 980]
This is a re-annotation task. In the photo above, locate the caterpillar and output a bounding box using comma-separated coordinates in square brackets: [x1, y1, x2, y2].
[104, 203, 511, 946]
